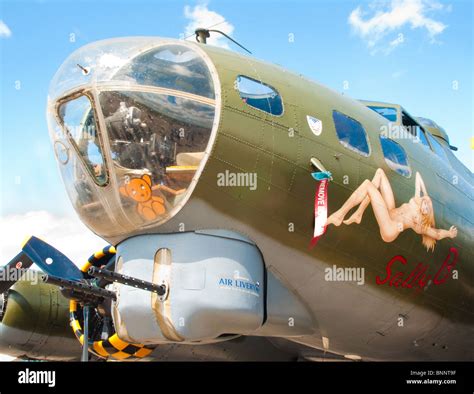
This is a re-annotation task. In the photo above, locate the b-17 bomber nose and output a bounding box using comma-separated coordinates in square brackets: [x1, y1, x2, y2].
[47, 38, 220, 241]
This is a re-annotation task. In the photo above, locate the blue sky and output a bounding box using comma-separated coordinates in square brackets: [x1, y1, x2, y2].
[0, 0, 472, 216]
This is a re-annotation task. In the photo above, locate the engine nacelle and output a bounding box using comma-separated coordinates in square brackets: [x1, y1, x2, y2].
[0, 274, 79, 360]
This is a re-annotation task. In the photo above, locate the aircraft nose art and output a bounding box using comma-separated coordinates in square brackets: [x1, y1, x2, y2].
[46, 38, 221, 239]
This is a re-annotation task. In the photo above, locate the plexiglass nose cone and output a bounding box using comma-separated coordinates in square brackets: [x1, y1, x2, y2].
[47, 38, 220, 240]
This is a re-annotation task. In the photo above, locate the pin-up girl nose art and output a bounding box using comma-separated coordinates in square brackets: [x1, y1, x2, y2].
[326, 168, 458, 252]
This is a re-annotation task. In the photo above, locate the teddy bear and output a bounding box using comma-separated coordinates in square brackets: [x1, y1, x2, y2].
[119, 174, 165, 221]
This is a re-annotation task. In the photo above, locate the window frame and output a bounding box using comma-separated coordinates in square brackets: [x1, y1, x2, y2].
[235, 75, 284, 117]
[55, 91, 110, 187]
[332, 110, 371, 157]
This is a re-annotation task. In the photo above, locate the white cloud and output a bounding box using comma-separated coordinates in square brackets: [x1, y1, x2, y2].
[0, 211, 106, 268]
[0, 20, 12, 38]
[184, 2, 234, 49]
[348, 0, 449, 53]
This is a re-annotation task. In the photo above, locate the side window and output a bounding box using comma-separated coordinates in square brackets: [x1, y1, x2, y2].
[59, 95, 108, 186]
[332, 110, 370, 156]
[379, 135, 411, 177]
[236, 75, 283, 116]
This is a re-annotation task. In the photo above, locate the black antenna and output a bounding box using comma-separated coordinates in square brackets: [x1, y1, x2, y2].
[77, 63, 90, 75]
[195, 28, 252, 54]
[184, 20, 226, 40]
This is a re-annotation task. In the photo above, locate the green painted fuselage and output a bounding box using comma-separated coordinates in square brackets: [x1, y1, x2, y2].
[150, 43, 474, 360]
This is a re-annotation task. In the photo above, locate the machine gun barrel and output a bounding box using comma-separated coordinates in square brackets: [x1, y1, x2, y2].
[42, 274, 117, 302]
[88, 266, 166, 296]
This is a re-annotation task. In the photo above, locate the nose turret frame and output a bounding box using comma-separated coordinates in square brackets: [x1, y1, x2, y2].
[47, 38, 221, 239]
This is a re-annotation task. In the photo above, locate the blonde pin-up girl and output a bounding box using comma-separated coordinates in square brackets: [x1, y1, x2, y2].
[326, 168, 457, 251]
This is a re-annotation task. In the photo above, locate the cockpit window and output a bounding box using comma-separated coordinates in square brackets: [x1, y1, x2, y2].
[379, 135, 411, 177]
[426, 132, 448, 161]
[401, 111, 431, 150]
[58, 95, 108, 185]
[99, 90, 214, 225]
[112, 45, 215, 99]
[236, 75, 283, 116]
[367, 106, 398, 122]
[417, 128, 431, 149]
[332, 110, 370, 156]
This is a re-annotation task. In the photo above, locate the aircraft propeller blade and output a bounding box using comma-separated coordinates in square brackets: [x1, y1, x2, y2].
[21, 236, 84, 281]
[0, 252, 34, 293]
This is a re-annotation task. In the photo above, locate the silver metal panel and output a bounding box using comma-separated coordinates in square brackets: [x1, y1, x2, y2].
[114, 231, 265, 343]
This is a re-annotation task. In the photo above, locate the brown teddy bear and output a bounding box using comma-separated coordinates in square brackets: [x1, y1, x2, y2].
[119, 174, 165, 220]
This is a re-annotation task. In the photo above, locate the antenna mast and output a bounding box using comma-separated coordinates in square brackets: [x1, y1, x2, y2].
[194, 28, 252, 54]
